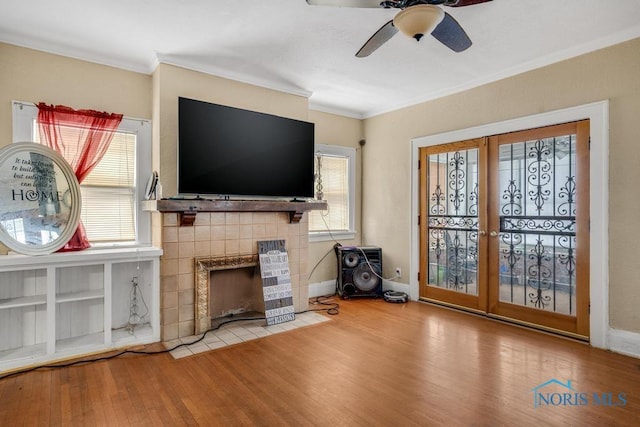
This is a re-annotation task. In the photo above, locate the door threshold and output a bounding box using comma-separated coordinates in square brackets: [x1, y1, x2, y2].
[418, 297, 589, 343]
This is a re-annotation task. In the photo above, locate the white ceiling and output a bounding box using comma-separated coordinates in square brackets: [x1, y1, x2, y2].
[2, 0, 640, 118]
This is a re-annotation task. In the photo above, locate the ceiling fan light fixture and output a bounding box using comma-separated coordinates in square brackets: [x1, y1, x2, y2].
[393, 5, 445, 41]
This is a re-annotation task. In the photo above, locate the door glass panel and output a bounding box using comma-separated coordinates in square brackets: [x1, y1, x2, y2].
[426, 149, 479, 295]
[498, 135, 577, 315]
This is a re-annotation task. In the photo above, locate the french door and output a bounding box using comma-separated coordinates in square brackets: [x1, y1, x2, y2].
[419, 121, 590, 338]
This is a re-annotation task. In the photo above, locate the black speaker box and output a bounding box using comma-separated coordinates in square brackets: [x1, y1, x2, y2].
[335, 246, 383, 299]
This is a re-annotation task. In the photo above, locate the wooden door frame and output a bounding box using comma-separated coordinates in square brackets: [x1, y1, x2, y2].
[418, 138, 489, 313]
[486, 120, 590, 338]
[410, 101, 609, 348]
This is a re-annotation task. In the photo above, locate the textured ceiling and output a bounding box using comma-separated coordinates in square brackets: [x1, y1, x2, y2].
[1, 0, 640, 118]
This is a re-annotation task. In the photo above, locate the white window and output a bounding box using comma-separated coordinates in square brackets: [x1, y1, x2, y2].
[309, 144, 356, 241]
[12, 101, 152, 247]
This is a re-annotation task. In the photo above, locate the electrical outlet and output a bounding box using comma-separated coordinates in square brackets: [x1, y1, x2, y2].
[395, 267, 402, 278]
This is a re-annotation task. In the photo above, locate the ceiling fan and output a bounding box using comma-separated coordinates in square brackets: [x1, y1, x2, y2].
[306, 0, 493, 57]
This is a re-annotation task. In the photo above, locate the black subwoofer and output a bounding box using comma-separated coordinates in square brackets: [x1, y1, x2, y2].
[335, 246, 383, 299]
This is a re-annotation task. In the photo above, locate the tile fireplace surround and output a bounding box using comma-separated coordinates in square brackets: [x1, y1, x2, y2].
[160, 211, 310, 341]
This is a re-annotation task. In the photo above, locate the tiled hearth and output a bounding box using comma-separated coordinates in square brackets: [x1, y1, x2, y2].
[165, 311, 329, 359]
[160, 211, 309, 341]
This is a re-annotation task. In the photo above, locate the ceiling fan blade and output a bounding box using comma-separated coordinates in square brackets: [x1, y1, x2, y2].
[306, 0, 383, 8]
[430, 11, 471, 52]
[356, 20, 398, 57]
[444, 0, 492, 6]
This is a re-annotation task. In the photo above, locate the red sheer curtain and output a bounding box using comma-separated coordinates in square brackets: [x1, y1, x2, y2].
[37, 103, 123, 251]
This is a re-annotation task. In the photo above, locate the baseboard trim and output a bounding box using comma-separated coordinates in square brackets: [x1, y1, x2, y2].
[607, 328, 640, 359]
[382, 280, 411, 296]
[309, 279, 411, 299]
[309, 280, 336, 298]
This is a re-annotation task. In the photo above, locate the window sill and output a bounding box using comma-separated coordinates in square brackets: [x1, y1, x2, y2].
[308, 231, 356, 243]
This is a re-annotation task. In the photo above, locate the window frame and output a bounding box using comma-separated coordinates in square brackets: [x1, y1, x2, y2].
[11, 101, 152, 247]
[309, 144, 356, 242]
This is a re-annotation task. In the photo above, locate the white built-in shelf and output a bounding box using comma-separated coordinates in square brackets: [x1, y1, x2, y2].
[56, 332, 105, 353]
[0, 246, 162, 374]
[56, 290, 104, 304]
[0, 294, 47, 309]
[0, 343, 46, 363]
[112, 323, 154, 346]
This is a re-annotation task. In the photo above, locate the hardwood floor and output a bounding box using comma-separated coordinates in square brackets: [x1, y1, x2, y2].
[1, 298, 639, 426]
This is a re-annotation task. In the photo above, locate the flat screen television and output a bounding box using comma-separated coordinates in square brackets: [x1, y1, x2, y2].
[178, 97, 315, 199]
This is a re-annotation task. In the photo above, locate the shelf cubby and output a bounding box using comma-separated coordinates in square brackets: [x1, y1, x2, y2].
[0, 247, 162, 373]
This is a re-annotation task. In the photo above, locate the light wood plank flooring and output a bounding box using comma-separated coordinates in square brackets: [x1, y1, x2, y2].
[1, 298, 639, 426]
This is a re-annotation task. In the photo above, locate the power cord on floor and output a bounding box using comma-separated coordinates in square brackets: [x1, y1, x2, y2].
[0, 295, 340, 381]
[307, 294, 340, 315]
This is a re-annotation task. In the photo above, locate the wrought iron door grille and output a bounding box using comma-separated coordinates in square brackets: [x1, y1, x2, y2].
[498, 135, 577, 314]
[426, 149, 479, 294]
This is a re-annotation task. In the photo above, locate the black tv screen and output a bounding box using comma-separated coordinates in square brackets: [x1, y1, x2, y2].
[178, 97, 315, 199]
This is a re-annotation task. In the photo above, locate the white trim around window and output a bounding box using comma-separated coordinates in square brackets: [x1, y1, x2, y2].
[309, 144, 356, 242]
[11, 101, 152, 247]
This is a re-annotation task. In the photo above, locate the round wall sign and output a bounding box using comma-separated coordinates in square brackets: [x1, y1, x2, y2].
[0, 142, 82, 255]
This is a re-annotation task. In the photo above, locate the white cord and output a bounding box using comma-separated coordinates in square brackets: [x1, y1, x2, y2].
[356, 246, 399, 281]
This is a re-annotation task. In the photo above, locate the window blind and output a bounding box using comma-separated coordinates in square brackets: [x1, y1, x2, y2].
[309, 154, 350, 232]
[35, 126, 137, 243]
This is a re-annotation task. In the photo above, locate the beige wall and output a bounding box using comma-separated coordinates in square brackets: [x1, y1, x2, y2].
[151, 65, 363, 286]
[0, 43, 152, 149]
[0, 44, 361, 280]
[0, 42, 152, 254]
[148, 66, 361, 338]
[3, 38, 640, 335]
[153, 63, 311, 197]
[362, 37, 640, 333]
[308, 110, 364, 285]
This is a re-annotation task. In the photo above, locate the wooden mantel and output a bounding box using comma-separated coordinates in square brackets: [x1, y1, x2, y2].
[143, 198, 327, 226]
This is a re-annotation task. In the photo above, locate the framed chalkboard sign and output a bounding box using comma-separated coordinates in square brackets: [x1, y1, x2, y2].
[0, 142, 82, 255]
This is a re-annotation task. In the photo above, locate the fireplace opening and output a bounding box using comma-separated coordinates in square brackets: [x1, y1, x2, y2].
[195, 254, 264, 334]
[210, 266, 265, 319]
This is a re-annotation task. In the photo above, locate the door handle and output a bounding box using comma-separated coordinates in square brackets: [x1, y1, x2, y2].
[478, 230, 486, 236]
[490, 231, 499, 237]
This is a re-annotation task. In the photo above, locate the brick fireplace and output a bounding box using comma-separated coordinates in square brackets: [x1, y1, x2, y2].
[159, 210, 310, 341]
